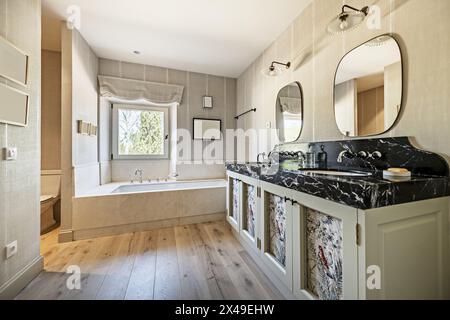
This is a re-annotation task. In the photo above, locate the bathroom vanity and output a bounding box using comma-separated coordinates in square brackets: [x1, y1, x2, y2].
[226, 138, 450, 300]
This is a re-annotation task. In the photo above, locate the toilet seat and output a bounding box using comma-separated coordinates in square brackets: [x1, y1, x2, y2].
[40, 195, 58, 234]
[40, 195, 55, 203]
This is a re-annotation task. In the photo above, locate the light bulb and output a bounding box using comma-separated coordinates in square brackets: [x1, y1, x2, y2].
[339, 20, 348, 30]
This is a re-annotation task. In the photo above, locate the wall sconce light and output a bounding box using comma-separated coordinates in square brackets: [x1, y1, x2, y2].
[327, 5, 369, 35]
[262, 61, 291, 77]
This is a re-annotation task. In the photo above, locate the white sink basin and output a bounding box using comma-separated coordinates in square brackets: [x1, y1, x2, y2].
[298, 169, 372, 177]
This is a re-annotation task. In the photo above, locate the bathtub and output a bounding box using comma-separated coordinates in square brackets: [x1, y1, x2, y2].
[111, 179, 226, 194]
[72, 179, 227, 240]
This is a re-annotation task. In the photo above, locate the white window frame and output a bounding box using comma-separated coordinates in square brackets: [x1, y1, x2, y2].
[112, 104, 169, 160]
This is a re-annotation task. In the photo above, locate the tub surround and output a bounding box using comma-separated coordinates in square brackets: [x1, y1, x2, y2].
[75, 179, 226, 197]
[226, 137, 450, 210]
[72, 179, 227, 240]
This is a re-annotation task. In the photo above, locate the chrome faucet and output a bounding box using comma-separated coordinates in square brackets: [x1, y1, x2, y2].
[337, 145, 355, 163]
[134, 169, 143, 183]
[169, 173, 179, 179]
[267, 151, 280, 165]
[297, 151, 307, 167]
[257, 152, 267, 164]
[337, 146, 381, 163]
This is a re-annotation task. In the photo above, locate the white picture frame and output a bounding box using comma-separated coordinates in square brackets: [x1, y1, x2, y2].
[0, 36, 29, 86]
[193, 118, 221, 141]
[0, 83, 29, 127]
[203, 96, 213, 109]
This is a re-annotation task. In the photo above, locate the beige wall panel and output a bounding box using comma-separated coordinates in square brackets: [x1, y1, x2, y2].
[236, 0, 450, 161]
[0, 0, 42, 292]
[41, 50, 61, 170]
[121, 61, 145, 81]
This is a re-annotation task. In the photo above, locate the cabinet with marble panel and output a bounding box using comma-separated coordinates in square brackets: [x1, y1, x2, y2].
[226, 137, 450, 299]
[226, 175, 241, 232]
[259, 181, 294, 290]
[290, 191, 358, 300]
[238, 174, 260, 255]
[226, 162, 450, 300]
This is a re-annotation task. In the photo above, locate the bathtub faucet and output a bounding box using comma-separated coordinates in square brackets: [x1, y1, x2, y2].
[134, 169, 143, 183]
[168, 173, 179, 180]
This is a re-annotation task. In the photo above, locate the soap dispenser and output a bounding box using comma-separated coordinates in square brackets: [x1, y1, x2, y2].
[305, 145, 317, 168]
[317, 145, 328, 169]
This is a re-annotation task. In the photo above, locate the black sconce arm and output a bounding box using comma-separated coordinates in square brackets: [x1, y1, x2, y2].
[341, 5, 369, 15]
[270, 61, 291, 69]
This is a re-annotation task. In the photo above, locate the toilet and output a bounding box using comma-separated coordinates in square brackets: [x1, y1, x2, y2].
[40, 171, 61, 234]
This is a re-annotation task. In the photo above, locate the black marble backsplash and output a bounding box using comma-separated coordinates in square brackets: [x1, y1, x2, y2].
[278, 137, 449, 177]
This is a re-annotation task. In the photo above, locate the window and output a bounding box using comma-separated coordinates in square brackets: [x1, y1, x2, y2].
[112, 104, 169, 160]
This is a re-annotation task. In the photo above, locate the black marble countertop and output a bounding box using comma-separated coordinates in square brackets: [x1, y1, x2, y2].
[226, 162, 450, 210]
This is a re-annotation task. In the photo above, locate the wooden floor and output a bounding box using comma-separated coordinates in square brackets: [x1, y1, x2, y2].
[16, 220, 283, 300]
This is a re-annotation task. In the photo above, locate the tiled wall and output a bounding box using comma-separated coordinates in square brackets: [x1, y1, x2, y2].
[98, 58, 237, 181]
[236, 0, 450, 164]
[0, 0, 42, 293]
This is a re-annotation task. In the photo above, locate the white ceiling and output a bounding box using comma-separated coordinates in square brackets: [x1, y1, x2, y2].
[42, 0, 312, 78]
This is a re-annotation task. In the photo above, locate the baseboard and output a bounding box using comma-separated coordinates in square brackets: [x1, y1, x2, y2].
[58, 229, 73, 243]
[73, 213, 226, 240]
[0, 256, 43, 300]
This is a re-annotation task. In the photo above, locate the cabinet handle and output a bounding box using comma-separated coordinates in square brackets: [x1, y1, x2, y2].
[284, 197, 298, 205]
[356, 223, 361, 246]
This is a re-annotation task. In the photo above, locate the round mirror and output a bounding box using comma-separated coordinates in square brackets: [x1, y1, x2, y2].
[334, 35, 403, 137]
[275, 82, 303, 143]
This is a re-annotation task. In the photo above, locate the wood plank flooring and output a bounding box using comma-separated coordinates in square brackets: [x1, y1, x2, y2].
[16, 220, 283, 300]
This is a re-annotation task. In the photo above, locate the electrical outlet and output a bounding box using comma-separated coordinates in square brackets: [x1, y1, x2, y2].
[5, 241, 18, 259]
[2, 147, 18, 161]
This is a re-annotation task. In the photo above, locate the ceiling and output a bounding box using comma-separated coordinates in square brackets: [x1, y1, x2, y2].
[42, 0, 312, 78]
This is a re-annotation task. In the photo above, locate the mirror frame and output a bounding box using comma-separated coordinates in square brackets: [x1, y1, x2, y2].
[333, 33, 404, 138]
[276, 81, 304, 143]
[0, 82, 29, 127]
[193, 117, 222, 141]
[0, 35, 29, 86]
